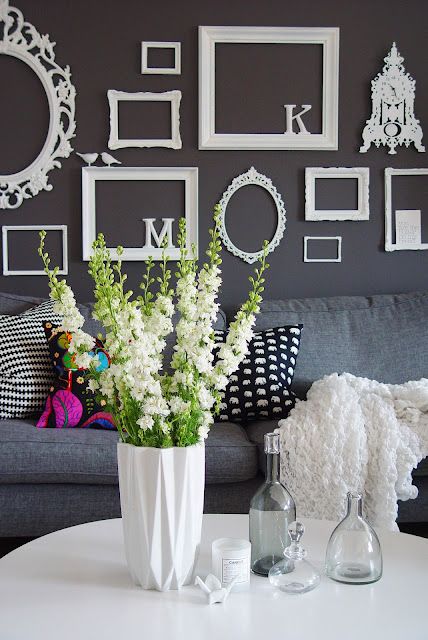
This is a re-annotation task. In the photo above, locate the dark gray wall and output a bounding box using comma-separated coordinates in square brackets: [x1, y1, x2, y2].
[1, 0, 427, 312]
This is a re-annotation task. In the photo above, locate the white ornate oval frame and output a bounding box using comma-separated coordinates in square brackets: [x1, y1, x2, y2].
[0, 0, 76, 209]
[218, 167, 287, 264]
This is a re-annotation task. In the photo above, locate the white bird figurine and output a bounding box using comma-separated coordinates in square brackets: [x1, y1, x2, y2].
[76, 152, 98, 166]
[101, 152, 121, 167]
[194, 574, 238, 605]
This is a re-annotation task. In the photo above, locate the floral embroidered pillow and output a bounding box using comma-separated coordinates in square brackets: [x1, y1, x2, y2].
[36, 322, 115, 430]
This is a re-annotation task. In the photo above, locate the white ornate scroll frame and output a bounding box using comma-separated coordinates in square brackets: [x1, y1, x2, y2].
[218, 167, 286, 264]
[2, 225, 68, 275]
[141, 41, 181, 75]
[0, 0, 76, 209]
[385, 167, 428, 251]
[82, 166, 198, 261]
[199, 26, 339, 150]
[305, 167, 370, 221]
[303, 236, 342, 263]
[107, 90, 182, 150]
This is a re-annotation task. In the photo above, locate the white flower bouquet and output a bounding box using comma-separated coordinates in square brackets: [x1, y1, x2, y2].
[39, 207, 269, 448]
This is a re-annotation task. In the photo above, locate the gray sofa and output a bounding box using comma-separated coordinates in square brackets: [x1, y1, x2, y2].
[0, 290, 427, 538]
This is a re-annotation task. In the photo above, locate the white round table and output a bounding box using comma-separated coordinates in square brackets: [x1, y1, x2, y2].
[0, 515, 427, 640]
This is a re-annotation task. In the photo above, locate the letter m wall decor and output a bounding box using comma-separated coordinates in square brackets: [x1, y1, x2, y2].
[81, 167, 198, 261]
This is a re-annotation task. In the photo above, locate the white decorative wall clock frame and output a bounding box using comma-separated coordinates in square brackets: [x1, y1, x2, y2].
[218, 166, 286, 264]
[141, 42, 181, 75]
[305, 167, 370, 221]
[303, 236, 342, 263]
[384, 167, 428, 251]
[2, 225, 68, 275]
[360, 43, 425, 155]
[107, 90, 182, 150]
[199, 26, 339, 150]
[82, 166, 198, 261]
[0, 0, 76, 209]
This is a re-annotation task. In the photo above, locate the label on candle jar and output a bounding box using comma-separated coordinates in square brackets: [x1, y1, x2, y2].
[221, 557, 250, 584]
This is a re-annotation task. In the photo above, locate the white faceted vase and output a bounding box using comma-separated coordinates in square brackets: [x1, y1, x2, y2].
[117, 442, 205, 591]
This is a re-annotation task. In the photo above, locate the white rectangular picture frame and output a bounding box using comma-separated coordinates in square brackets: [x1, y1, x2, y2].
[2, 225, 68, 276]
[107, 89, 182, 150]
[385, 168, 428, 251]
[141, 41, 181, 75]
[82, 167, 198, 262]
[303, 236, 342, 263]
[199, 25, 339, 150]
[305, 167, 370, 221]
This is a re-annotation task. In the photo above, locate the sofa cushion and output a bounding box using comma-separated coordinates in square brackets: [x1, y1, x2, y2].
[0, 419, 258, 486]
[213, 325, 302, 423]
[255, 292, 428, 398]
[246, 420, 281, 473]
[0, 300, 64, 419]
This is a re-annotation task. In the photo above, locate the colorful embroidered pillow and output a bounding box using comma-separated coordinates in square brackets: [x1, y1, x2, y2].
[37, 323, 115, 430]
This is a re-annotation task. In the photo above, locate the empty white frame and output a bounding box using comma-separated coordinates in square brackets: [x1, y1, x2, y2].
[218, 166, 286, 264]
[385, 168, 428, 251]
[107, 90, 182, 150]
[303, 236, 342, 263]
[2, 225, 68, 276]
[305, 167, 370, 221]
[199, 26, 339, 150]
[81, 167, 198, 261]
[141, 42, 181, 74]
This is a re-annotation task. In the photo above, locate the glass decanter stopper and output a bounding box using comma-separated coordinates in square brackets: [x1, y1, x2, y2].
[249, 432, 296, 576]
[325, 492, 383, 584]
[268, 521, 321, 594]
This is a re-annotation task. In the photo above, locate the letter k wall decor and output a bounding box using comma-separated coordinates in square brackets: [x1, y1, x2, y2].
[199, 26, 339, 150]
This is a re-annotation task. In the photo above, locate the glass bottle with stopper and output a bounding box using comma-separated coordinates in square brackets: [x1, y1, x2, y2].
[268, 521, 321, 594]
[325, 492, 383, 584]
[249, 432, 296, 576]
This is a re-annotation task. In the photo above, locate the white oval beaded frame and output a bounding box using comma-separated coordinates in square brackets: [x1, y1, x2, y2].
[218, 167, 286, 264]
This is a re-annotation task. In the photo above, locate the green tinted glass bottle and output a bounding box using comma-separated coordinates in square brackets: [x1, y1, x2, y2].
[249, 432, 296, 576]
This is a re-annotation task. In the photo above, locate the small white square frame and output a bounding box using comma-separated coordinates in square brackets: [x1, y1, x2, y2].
[82, 166, 198, 261]
[385, 168, 428, 251]
[107, 89, 182, 150]
[141, 41, 181, 75]
[199, 26, 339, 150]
[2, 225, 68, 276]
[305, 167, 370, 221]
[303, 236, 342, 263]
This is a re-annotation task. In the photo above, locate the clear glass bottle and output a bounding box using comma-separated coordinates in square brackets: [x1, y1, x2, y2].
[249, 432, 296, 576]
[268, 521, 321, 594]
[325, 492, 383, 584]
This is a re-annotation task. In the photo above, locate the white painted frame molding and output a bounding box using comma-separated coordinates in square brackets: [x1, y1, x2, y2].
[107, 90, 182, 150]
[218, 166, 286, 264]
[305, 167, 370, 221]
[0, 0, 76, 209]
[82, 167, 198, 261]
[303, 236, 342, 263]
[385, 168, 428, 251]
[2, 225, 68, 276]
[141, 41, 181, 75]
[199, 26, 339, 150]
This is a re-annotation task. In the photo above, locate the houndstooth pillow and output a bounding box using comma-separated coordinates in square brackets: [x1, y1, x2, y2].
[213, 325, 303, 423]
[0, 300, 63, 419]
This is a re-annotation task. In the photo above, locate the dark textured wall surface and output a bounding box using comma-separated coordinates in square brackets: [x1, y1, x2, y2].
[0, 0, 427, 312]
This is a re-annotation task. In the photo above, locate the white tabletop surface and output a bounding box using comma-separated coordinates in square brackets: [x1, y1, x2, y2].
[0, 514, 427, 640]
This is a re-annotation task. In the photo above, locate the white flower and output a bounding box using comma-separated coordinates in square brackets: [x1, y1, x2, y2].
[87, 379, 99, 394]
[138, 415, 154, 431]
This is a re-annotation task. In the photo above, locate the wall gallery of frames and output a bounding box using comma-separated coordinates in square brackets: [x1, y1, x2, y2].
[0, 0, 427, 310]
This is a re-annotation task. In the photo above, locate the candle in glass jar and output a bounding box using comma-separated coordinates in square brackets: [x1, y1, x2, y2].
[212, 538, 251, 588]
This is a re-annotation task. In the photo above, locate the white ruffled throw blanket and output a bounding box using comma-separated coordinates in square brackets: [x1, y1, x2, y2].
[278, 373, 428, 531]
